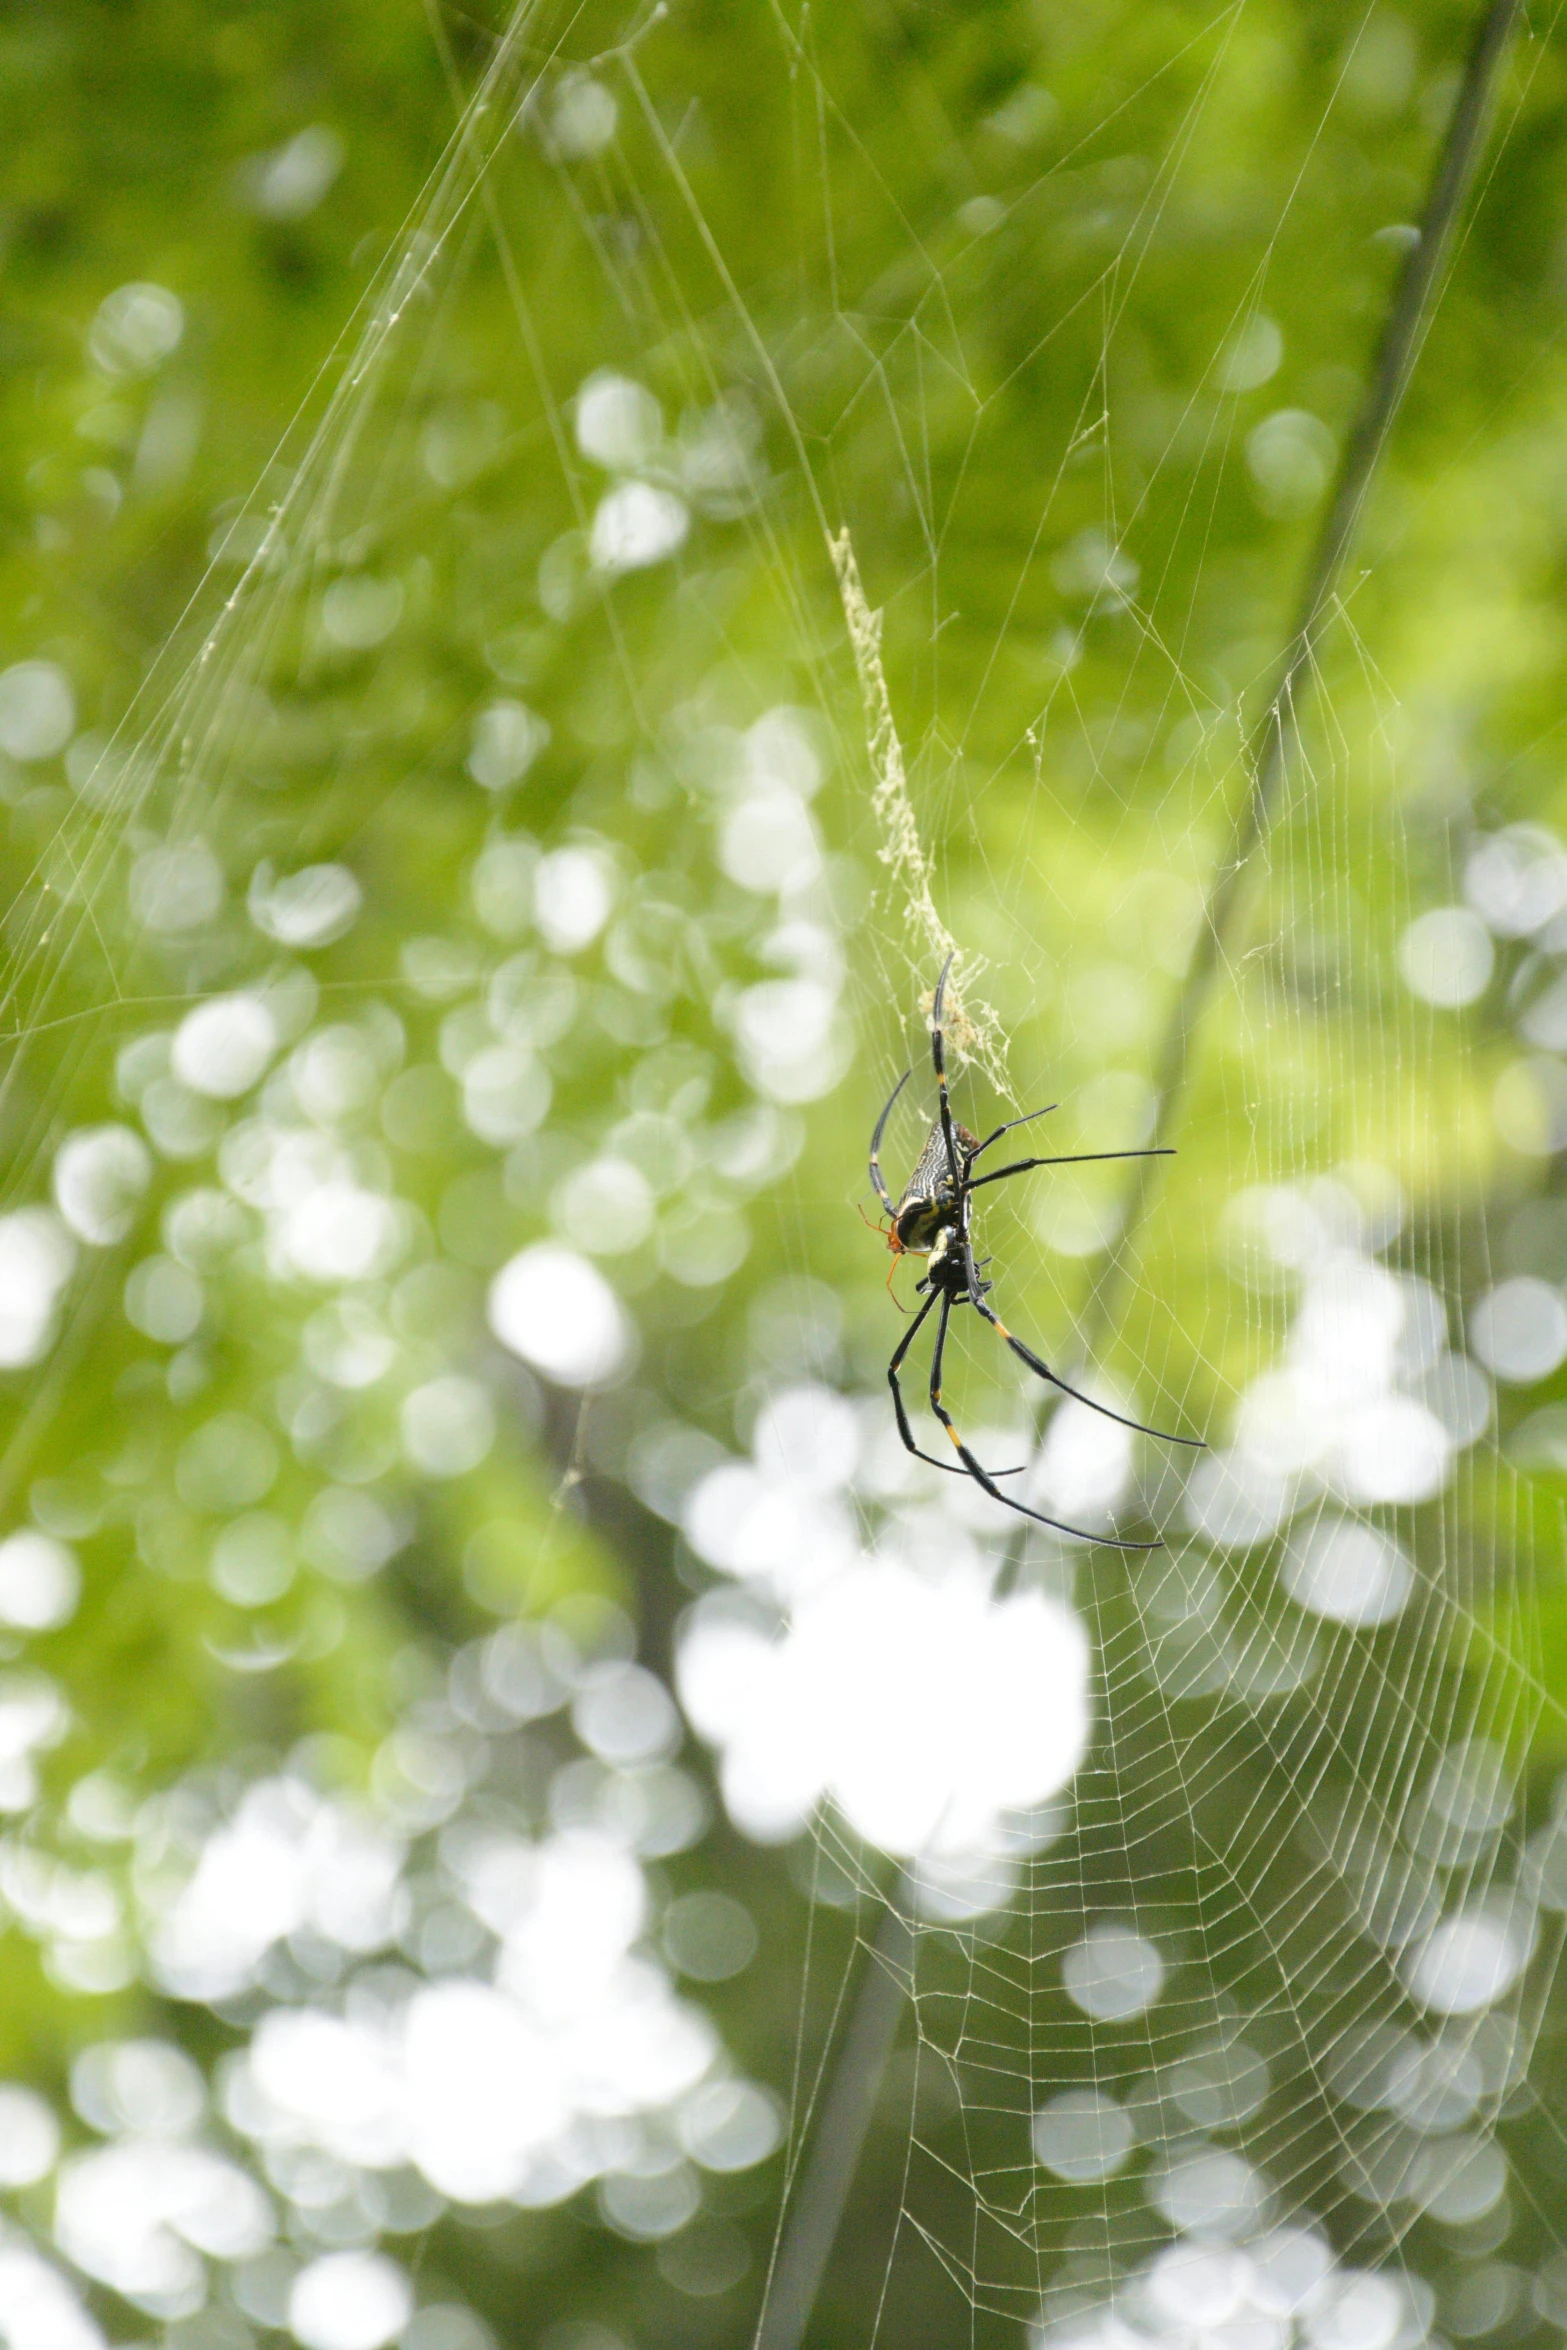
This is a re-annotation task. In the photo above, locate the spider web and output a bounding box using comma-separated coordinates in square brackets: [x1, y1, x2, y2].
[6, 8, 1567, 2350]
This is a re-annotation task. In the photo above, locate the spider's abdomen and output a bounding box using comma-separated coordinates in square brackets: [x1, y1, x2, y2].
[893, 1119, 977, 1253]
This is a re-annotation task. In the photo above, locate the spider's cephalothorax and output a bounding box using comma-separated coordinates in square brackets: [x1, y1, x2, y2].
[866, 953, 1205, 1547]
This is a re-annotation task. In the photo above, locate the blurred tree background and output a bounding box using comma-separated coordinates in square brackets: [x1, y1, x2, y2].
[5, 8, 1567, 2350]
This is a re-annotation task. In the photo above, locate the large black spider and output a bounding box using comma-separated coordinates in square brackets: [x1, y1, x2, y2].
[868, 955, 1204, 1546]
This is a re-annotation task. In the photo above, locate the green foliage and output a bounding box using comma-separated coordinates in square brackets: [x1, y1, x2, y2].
[7, 6, 1567, 2350]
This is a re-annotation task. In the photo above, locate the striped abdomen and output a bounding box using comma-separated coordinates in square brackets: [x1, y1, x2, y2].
[893, 1120, 977, 1252]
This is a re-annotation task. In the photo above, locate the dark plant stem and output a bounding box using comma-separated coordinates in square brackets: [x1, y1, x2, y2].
[1071, 0, 1520, 1387]
[753, 1892, 915, 2350]
[759, 12, 1522, 2347]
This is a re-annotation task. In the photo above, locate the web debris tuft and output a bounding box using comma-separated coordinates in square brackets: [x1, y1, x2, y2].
[829, 525, 1008, 1087]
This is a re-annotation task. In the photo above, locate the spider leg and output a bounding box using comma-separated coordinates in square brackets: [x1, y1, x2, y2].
[962, 1262, 1204, 1448]
[869, 1067, 911, 1217]
[890, 1288, 965, 1473]
[889, 1283, 1025, 1479]
[927, 1273, 1161, 1548]
[929, 951, 965, 1189]
[968, 1148, 1175, 1192]
[970, 1105, 1059, 1159]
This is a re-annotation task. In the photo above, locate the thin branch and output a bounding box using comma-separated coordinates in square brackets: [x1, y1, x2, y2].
[1072, 0, 1521, 1386]
[753, 1892, 915, 2350]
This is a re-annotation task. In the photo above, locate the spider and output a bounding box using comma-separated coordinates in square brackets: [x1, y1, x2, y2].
[868, 954, 1204, 1546]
